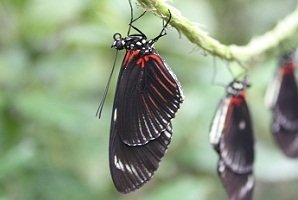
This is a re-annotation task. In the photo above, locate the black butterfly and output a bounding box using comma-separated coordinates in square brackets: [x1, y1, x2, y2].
[106, 8, 183, 193]
[266, 51, 298, 158]
[210, 80, 254, 200]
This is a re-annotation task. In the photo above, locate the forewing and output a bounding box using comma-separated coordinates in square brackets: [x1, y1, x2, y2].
[218, 160, 254, 200]
[109, 120, 172, 193]
[115, 50, 183, 146]
[220, 97, 254, 174]
[209, 98, 229, 152]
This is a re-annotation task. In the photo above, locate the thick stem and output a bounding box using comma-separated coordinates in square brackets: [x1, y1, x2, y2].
[137, 0, 298, 66]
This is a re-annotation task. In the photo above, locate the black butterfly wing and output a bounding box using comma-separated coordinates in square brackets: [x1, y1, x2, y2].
[109, 121, 172, 193]
[272, 123, 298, 157]
[114, 50, 183, 146]
[218, 160, 254, 200]
[109, 50, 183, 193]
[219, 96, 254, 174]
[271, 66, 298, 157]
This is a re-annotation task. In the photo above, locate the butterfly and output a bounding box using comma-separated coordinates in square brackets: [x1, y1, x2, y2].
[265, 51, 298, 158]
[103, 5, 184, 193]
[210, 79, 255, 200]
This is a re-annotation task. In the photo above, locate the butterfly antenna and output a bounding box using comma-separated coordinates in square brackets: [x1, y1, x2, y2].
[127, 0, 147, 35]
[234, 65, 249, 81]
[96, 50, 119, 119]
[226, 62, 235, 79]
[127, 0, 134, 35]
[211, 57, 225, 87]
[152, 10, 171, 42]
[162, 10, 172, 34]
[242, 74, 251, 88]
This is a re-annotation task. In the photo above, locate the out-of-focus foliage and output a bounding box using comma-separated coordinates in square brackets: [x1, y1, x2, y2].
[0, 0, 298, 199]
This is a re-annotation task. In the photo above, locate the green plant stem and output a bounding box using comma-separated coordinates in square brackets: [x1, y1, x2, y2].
[137, 0, 298, 66]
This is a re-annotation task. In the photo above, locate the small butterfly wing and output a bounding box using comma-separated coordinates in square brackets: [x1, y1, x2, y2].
[220, 96, 254, 174]
[114, 50, 183, 146]
[218, 160, 254, 200]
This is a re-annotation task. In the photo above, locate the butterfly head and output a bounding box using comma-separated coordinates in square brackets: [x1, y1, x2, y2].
[226, 79, 250, 96]
[279, 51, 296, 66]
[111, 33, 126, 50]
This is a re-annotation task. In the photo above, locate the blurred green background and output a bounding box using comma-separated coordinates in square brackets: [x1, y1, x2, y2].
[1, 0, 298, 199]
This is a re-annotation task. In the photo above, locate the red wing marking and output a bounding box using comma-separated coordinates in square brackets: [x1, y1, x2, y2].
[152, 60, 177, 89]
[155, 76, 174, 96]
[135, 53, 177, 89]
[123, 50, 132, 66]
[124, 50, 140, 66]
[150, 83, 167, 102]
[148, 95, 159, 110]
[136, 55, 151, 69]
[281, 63, 295, 75]
[142, 95, 151, 114]
[230, 93, 245, 106]
[144, 55, 149, 62]
[137, 58, 145, 68]
[148, 54, 164, 68]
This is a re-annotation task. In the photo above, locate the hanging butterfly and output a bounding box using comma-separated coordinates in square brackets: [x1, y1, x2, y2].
[100, 3, 184, 193]
[209, 79, 255, 200]
[265, 51, 298, 158]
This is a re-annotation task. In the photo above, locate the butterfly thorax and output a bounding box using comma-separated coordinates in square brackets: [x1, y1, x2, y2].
[112, 33, 155, 54]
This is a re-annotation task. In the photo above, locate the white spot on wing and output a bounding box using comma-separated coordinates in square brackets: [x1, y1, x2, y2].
[114, 155, 125, 171]
[221, 149, 228, 158]
[125, 164, 132, 174]
[148, 117, 158, 134]
[142, 115, 151, 138]
[113, 108, 117, 122]
[239, 175, 254, 198]
[239, 120, 246, 130]
[264, 72, 282, 109]
[218, 161, 225, 172]
[288, 135, 298, 155]
[209, 98, 229, 145]
[138, 118, 146, 143]
[164, 130, 171, 139]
